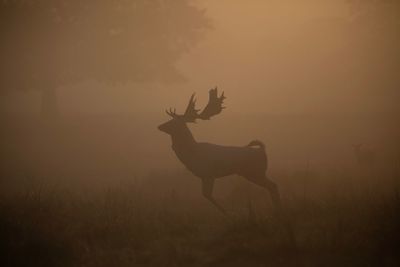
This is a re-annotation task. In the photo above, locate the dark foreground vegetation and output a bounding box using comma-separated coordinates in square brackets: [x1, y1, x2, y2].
[1, 172, 399, 267]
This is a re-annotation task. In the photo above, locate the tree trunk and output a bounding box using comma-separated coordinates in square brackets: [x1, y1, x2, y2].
[40, 88, 59, 120]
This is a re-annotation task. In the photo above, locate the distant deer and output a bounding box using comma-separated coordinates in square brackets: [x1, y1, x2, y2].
[352, 144, 376, 168]
[158, 88, 280, 215]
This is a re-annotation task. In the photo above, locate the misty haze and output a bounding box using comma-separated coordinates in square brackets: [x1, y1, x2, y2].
[1, 1, 399, 266]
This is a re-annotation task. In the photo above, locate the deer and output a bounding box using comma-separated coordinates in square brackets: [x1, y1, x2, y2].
[352, 143, 376, 168]
[158, 87, 281, 215]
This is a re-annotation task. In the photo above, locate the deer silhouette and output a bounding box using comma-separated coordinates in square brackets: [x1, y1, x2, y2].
[158, 88, 281, 214]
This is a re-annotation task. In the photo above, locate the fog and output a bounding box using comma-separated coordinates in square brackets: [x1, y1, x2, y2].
[1, 1, 399, 265]
[2, 0, 399, 114]
[2, 0, 398, 177]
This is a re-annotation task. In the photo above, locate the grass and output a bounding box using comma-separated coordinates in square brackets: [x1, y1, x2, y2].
[1, 171, 399, 267]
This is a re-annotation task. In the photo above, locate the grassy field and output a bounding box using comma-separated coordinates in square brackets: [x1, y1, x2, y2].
[0, 114, 399, 266]
[1, 170, 399, 267]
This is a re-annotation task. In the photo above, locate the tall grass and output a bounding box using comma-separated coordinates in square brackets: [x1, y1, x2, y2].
[1, 170, 399, 267]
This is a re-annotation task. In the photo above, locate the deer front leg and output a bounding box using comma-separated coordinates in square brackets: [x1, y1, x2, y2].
[201, 178, 227, 215]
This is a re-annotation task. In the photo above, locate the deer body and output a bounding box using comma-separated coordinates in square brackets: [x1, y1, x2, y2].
[173, 139, 267, 180]
[158, 88, 280, 214]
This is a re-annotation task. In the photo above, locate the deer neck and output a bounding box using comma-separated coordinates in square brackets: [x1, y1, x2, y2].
[171, 124, 196, 151]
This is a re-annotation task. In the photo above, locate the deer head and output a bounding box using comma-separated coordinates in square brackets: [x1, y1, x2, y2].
[158, 87, 226, 136]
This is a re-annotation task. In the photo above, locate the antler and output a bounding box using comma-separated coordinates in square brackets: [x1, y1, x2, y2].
[165, 93, 200, 122]
[165, 108, 178, 118]
[198, 87, 226, 120]
[183, 94, 201, 122]
[165, 87, 226, 122]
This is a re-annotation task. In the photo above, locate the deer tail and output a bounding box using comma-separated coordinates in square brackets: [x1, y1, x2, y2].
[247, 140, 265, 150]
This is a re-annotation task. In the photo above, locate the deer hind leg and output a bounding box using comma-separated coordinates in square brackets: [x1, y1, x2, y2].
[201, 178, 227, 215]
[246, 174, 281, 211]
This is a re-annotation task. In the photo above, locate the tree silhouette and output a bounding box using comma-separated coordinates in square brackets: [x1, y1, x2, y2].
[0, 0, 210, 119]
